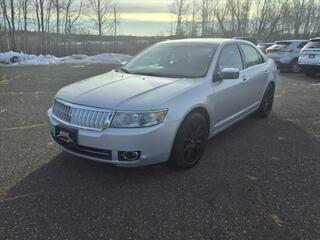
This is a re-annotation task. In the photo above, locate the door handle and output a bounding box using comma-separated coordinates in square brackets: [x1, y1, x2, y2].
[264, 70, 269, 74]
[242, 77, 249, 84]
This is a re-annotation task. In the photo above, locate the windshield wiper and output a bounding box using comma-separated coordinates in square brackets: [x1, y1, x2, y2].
[117, 67, 131, 74]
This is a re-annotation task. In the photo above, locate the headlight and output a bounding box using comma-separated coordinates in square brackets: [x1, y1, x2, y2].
[110, 110, 168, 128]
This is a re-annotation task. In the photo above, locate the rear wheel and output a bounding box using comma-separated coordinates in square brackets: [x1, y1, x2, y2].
[256, 83, 275, 118]
[290, 59, 301, 73]
[170, 112, 208, 169]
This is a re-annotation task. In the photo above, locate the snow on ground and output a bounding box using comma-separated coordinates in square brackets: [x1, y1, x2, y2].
[0, 51, 131, 65]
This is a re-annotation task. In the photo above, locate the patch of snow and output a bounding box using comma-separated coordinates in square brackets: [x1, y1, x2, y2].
[0, 51, 131, 65]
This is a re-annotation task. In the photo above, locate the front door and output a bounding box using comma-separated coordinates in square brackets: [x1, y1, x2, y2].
[209, 44, 250, 132]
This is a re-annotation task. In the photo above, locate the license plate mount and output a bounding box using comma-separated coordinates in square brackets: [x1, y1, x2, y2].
[55, 125, 78, 145]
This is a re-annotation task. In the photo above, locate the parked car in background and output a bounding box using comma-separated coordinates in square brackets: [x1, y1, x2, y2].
[266, 40, 308, 73]
[257, 43, 274, 54]
[299, 37, 320, 77]
[48, 39, 277, 169]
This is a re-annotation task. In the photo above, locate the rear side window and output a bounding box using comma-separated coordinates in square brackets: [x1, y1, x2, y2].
[305, 40, 320, 49]
[275, 41, 291, 46]
[217, 44, 243, 71]
[268, 42, 291, 51]
[240, 44, 264, 68]
[297, 42, 308, 49]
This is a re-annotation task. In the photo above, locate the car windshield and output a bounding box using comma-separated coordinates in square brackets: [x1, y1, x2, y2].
[305, 40, 320, 49]
[120, 43, 218, 78]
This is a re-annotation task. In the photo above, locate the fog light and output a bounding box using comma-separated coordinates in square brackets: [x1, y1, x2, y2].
[118, 151, 140, 161]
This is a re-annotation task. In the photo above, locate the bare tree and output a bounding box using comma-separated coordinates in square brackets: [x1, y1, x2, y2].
[88, 0, 112, 45]
[112, 1, 119, 37]
[170, 0, 189, 37]
[189, 0, 200, 36]
[54, 0, 63, 55]
[63, 0, 82, 53]
[1, 0, 16, 51]
[21, 0, 28, 52]
[201, 0, 209, 36]
[0, 1, 10, 50]
[214, 2, 229, 35]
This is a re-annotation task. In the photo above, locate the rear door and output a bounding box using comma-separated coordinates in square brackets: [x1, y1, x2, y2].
[239, 43, 269, 107]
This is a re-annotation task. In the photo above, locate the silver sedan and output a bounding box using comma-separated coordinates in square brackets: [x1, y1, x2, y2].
[48, 39, 277, 168]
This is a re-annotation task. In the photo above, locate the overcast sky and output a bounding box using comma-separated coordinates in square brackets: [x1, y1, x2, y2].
[107, 0, 174, 36]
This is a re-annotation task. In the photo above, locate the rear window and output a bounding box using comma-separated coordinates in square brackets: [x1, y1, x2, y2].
[305, 40, 320, 49]
[269, 42, 291, 50]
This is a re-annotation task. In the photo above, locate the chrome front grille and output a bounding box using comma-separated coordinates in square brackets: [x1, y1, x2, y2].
[52, 99, 114, 130]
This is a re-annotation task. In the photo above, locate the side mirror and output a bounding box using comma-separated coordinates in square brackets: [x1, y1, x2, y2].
[219, 68, 240, 80]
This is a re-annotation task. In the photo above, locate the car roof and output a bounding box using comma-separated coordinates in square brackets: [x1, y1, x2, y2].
[159, 38, 253, 46]
[310, 37, 320, 41]
[275, 40, 308, 43]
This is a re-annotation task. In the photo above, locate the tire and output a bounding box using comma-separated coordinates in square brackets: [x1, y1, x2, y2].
[290, 59, 301, 73]
[306, 71, 317, 77]
[256, 83, 275, 118]
[169, 112, 209, 169]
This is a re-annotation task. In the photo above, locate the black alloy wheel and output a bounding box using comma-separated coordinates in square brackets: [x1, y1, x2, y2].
[170, 112, 209, 169]
[256, 83, 275, 118]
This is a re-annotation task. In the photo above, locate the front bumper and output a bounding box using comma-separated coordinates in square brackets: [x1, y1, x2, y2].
[300, 64, 320, 72]
[48, 109, 178, 167]
[298, 61, 320, 73]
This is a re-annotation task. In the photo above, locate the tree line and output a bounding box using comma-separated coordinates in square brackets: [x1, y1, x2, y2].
[170, 0, 320, 41]
[0, 0, 119, 55]
[1, 0, 320, 56]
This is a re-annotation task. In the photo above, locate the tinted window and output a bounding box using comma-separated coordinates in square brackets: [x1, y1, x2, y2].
[298, 42, 308, 49]
[240, 44, 263, 68]
[268, 42, 291, 51]
[258, 43, 273, 48]
[217, 44, 243, 71]
[122, 43, 218, 78]
[275, 41, 292, 46]
[305, 40, 320, 49]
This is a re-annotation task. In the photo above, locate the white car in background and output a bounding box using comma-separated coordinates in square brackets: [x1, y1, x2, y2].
[299, 37, 320, 77]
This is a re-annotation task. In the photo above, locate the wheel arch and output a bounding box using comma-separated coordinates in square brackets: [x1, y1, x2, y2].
[169, 105, 211, 148]
[178, 105, 211, 135]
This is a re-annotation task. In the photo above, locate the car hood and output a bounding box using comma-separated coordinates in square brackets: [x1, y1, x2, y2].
[56, 70, 197, 110]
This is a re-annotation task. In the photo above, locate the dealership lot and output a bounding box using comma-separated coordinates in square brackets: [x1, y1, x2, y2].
[0, 65, 320, 239]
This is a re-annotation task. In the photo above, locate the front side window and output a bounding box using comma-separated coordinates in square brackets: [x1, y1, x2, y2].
[240, 44, 264, 68]
[217, 44, 243, 72]
[121, 43, 218, 78]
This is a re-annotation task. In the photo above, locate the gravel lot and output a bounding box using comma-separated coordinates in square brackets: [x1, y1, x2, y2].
[0, 64, 320, 240]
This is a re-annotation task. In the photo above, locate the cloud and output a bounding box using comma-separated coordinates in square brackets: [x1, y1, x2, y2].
[118, 0, 173, 14]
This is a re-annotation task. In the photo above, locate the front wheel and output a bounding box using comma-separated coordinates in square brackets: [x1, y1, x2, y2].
[256, 83, 275, 118]
[170, 112, 209, 169]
